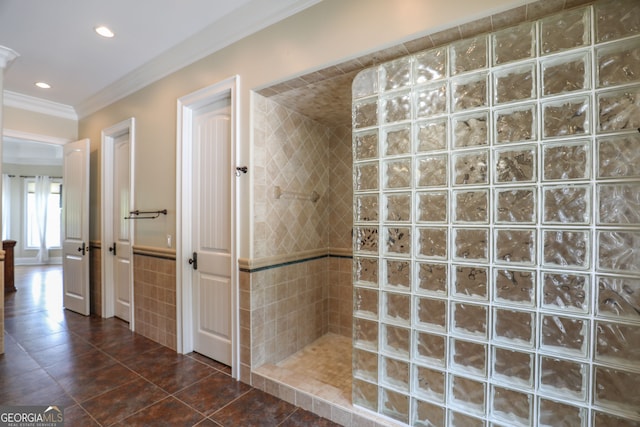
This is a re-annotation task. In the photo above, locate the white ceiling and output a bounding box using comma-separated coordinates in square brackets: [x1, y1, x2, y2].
[0, 0, 319, 118]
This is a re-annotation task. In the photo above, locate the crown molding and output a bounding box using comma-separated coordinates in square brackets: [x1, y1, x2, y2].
[76, 0, 321, 119]
[0, 46, 19, 69]
[3, 90, 78, 120]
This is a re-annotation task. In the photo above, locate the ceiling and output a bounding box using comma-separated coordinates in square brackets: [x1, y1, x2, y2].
[0, 0, 319, 118]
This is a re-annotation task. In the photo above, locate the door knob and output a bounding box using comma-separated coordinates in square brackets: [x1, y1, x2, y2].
[108, 242, 117, 256]
[188, 252, 198, 270]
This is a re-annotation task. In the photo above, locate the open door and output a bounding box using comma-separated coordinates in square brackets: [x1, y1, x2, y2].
[62, 138, 90, 315]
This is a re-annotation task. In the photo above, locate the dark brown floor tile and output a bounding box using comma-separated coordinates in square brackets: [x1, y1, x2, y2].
[44, 348, 117, 380]
[0, 341, 41, 379]
[115, 396, 205, 427]
[188, 352, 232, 375]
[82, 377, 169, 425]
[141, 357, 215, 394]
[210, 389, 297, 427]
[100, 333, 165, 361]
[57, 362, 139, 402]
[18, 330, 77, 353]
[29, 336, 96, 367]
[0, 368, 74, 407]
[64, 404, 100, 427]
[174, 372, 251, 416]
[280, 408, 341, 426]
[196, 418, 223, 426]
[121, 345, 185, 370]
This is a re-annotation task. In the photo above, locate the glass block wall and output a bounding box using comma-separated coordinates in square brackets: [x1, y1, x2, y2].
[351, 2, 640, 426]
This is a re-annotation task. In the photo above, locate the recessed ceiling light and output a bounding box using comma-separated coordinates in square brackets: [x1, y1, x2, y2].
[95, 25, 115, 38]
[35, 82, 51, 89]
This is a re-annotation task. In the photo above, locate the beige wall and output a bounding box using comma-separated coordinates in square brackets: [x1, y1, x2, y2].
[4, 106, 77, 141]
[78, 0, 525, 256]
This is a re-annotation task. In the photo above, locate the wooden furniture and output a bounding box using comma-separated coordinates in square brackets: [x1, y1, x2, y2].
[3, 240, 16, 293]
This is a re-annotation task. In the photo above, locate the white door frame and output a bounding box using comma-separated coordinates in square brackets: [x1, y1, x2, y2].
[101, 118, 135, 328]
[176, 76, 240, 378]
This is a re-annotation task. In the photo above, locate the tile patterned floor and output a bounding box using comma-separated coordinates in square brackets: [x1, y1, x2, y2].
[1, 265, 339, 426]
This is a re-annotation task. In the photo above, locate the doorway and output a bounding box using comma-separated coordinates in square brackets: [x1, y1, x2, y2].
[176, 76, 240, 377]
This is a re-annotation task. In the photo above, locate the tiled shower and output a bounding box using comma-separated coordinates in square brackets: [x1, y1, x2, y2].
[352, 2, 639, 426]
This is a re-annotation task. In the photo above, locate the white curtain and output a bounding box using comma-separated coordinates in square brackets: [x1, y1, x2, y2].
[34, 175, 51, 264]
[2, 174, 11, 240]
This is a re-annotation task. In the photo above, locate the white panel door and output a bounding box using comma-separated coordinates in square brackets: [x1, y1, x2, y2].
[113, 133, 132, 322]
[191, 97, 232, 364]
[62, 138, 90, 315]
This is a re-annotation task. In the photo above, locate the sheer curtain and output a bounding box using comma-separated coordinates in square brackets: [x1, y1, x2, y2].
[2, 174, 11, 240]
[34, 175, 51, 264]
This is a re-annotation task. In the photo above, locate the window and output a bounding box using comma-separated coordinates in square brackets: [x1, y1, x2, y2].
[26, 180, 62, 248]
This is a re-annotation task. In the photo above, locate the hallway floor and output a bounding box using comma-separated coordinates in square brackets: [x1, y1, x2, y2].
[1, 265, 339, 426]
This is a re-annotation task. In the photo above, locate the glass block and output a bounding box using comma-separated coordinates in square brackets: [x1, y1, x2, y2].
[381, 387, 409, 424]
[454, 190, 488, 223]
[386, 259, 411, 290]
[598, 183, 640, 225]
[416, 262, 448, 296]
[491, 385, 532, 426]
[597, 276, 640, 319]
[493, 22, 535, 65]
[541, 314, 588, 356]
[384, 158, 411, 189]
[453, 228, 488, 262]
[382, 57, 412, 92]
[417, 227, 447, 259]
[495, 188, 536, 224]
[382, 356, 410, 392]
[495, 229, 536, 265]
[354, 130, 378, 160]
[385, 193, 411, 222]
[385, 226, 411, 256]
[597, 134, 640, 179]
[542, 96, 590, 138]
[450, 338, 486, 376]
[451, 72, 488, 111]
[543, 229, 590, 269]
[414, 399, 445, 427]
[414, 365, 446, 403]
[450, 36, 487, 75]
[494, 269, 535, 307]
[542, 141, 590, 181]
[354, 99, 378, 129]
[543, 185, 591, 224]
[354, 162, 378, 191]
[542, 272, 590, 313]
[416, 155, 448, 188]
[415, 82, 447, 118]
[594, 366, 640, 412]
[383, 291, 411, 325]
[383, 125, 411, 156]
[538, 398, 586, 427]
[452, 302, 488, 338]
[383, 92, 412, 124]
[539, 356, 587, 400]
[597, 39, 640, 88]
[597, 87, 640, 134]
[354, 226, 378, 254]
[417, 191, 448, 223]
[354, 286, 378, 318]
[493, 63, 535, 104]
[596, 320, 640, 364]
[540, 7, 590, 54]
[354, 317, 378, 351]
[450, 375, 486, 415]
[593, 411, 640, 427]
[453, 265, 488, 300]
[353, 67, 379, 100]
[494, 104, 536, 144]
[355, 194, 378, 222]
[494, 308, 535, 348]
[414, 47, 447, 84]
[449, 411, 485, 427]
[493, 347, 534, 388]
[541, 52, 590, 96]
[416, 119, 447, 152]
[598, 230, 640, 273]
[453, 150, 488, 185]
[495, 145, 537, 183]
[416, 297, 447, 331]
[415, 331, 446, 367]
[353, 348, 378, 382]
[383, 324, 411, 359]
[354, 257, 378, 286]
[452, 111, 488, 148]
[595, 0, 640, 42]
[353, 378, 378, 411]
